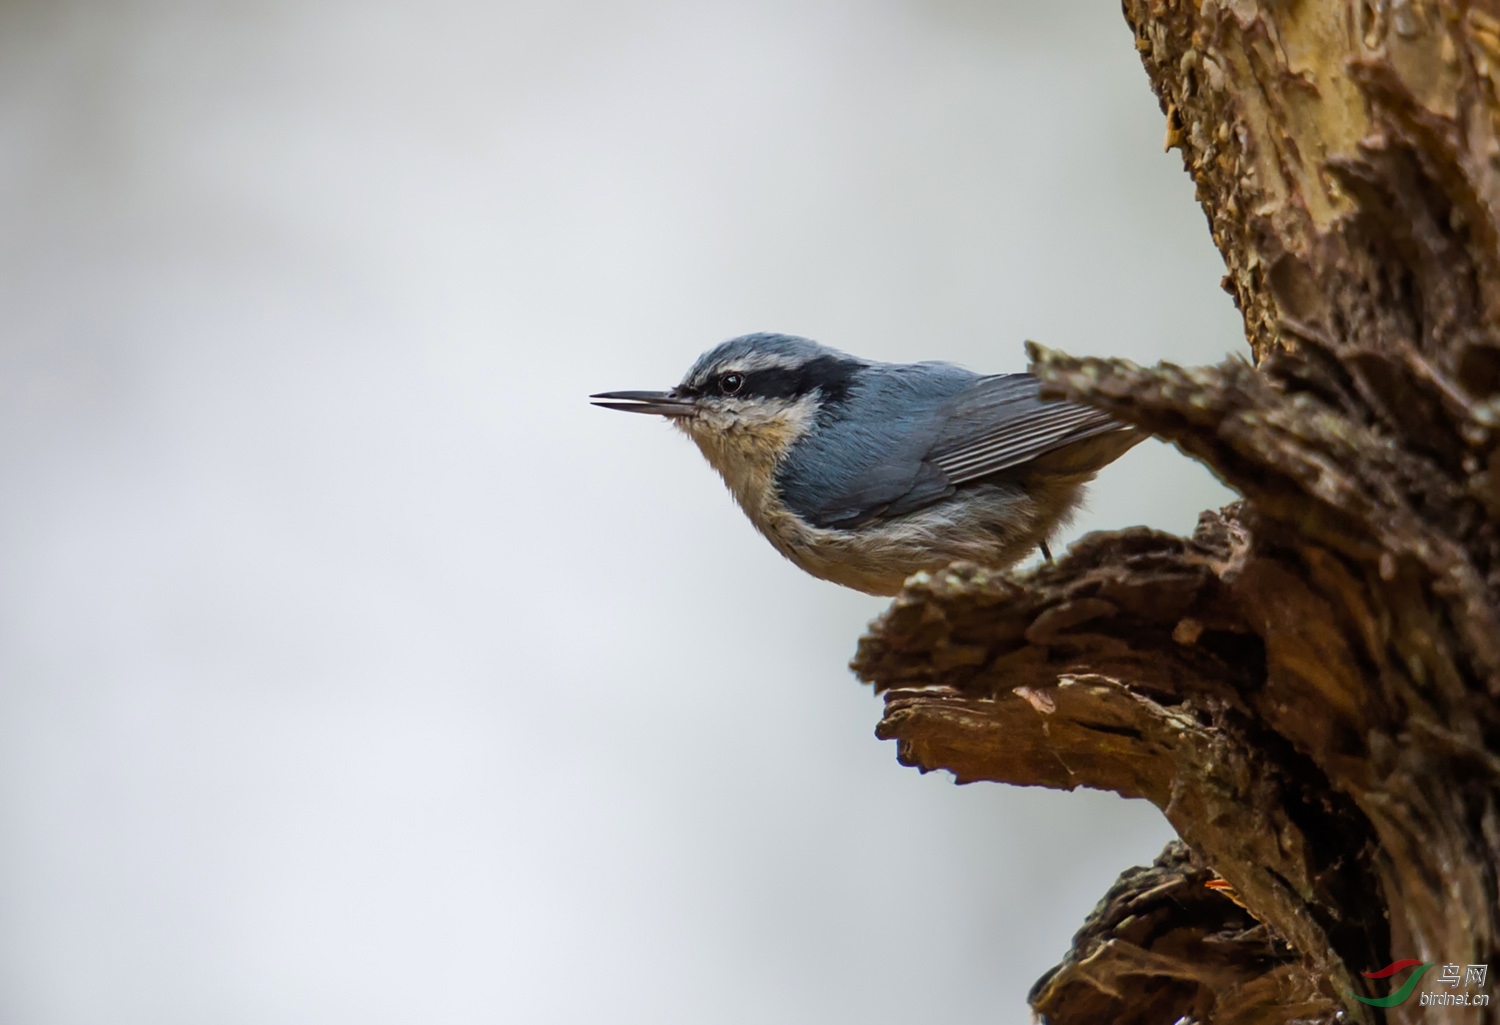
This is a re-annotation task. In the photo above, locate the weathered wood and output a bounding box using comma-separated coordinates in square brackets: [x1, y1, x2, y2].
[853, 2, 1500, 1021]
[1030, 841, 1340, 1025]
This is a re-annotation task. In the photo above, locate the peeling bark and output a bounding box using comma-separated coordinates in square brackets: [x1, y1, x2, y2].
[851, 2, 1500, 1021]
[1029, 841, 1340, 1025]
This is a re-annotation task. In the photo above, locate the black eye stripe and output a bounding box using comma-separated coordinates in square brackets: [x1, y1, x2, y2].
[683, 355, 862, 402]
[732, 356, 860, 403]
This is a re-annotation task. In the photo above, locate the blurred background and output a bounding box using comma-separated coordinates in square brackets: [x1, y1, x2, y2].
[0, 1, 1243, 1022]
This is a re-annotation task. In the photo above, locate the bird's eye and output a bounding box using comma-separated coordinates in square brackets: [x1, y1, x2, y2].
[718, 372, 745, 395]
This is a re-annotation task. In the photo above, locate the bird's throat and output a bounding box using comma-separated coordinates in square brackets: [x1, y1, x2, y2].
[678, 396, 818, 525]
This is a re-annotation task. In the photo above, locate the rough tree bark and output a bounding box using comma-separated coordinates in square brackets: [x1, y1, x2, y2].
[851, 3, 1500, 1022]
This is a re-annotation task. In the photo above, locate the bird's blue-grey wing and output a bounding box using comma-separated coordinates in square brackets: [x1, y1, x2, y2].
[923, 374, 1133, 487]
[776, 371, 1135, 529]
[774, 363, 973, 528]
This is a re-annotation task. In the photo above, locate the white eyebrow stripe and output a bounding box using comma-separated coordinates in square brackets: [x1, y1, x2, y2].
[735, 352, 804, 373]
[688, 352, 804, 389]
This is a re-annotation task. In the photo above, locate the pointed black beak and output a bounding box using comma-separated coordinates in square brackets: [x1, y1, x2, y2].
[589, 390, 697, 417]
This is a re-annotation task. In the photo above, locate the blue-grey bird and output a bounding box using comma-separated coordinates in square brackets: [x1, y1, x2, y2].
[592, 333, 1143, 596]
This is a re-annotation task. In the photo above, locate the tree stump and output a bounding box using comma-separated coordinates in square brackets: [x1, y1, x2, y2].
[851, 3, 1500, 1022]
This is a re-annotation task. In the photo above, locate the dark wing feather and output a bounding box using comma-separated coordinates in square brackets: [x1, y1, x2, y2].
[777, 370, 1136, 530]
[924, 374, 1130, 486]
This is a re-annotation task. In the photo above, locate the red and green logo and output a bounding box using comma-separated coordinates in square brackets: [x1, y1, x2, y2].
[1349, 960, 1435, 1007]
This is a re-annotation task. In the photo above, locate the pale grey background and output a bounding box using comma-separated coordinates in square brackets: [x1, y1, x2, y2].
[0, 1, 1242, 1022]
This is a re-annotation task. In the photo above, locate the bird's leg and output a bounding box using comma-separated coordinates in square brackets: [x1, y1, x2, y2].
[1039, 540, 1054, 563]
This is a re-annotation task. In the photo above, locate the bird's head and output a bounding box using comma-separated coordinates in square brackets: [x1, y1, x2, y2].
[592, 332, 865, 498]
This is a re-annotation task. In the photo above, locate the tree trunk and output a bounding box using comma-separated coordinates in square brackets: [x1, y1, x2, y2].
[851, 3, 1500, 1022]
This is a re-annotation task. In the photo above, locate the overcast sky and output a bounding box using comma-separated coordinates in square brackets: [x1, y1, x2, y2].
[0, 1, 1241, 1022]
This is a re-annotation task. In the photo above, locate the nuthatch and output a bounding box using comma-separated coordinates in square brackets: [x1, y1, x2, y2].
[593, 333, 1142, 596]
